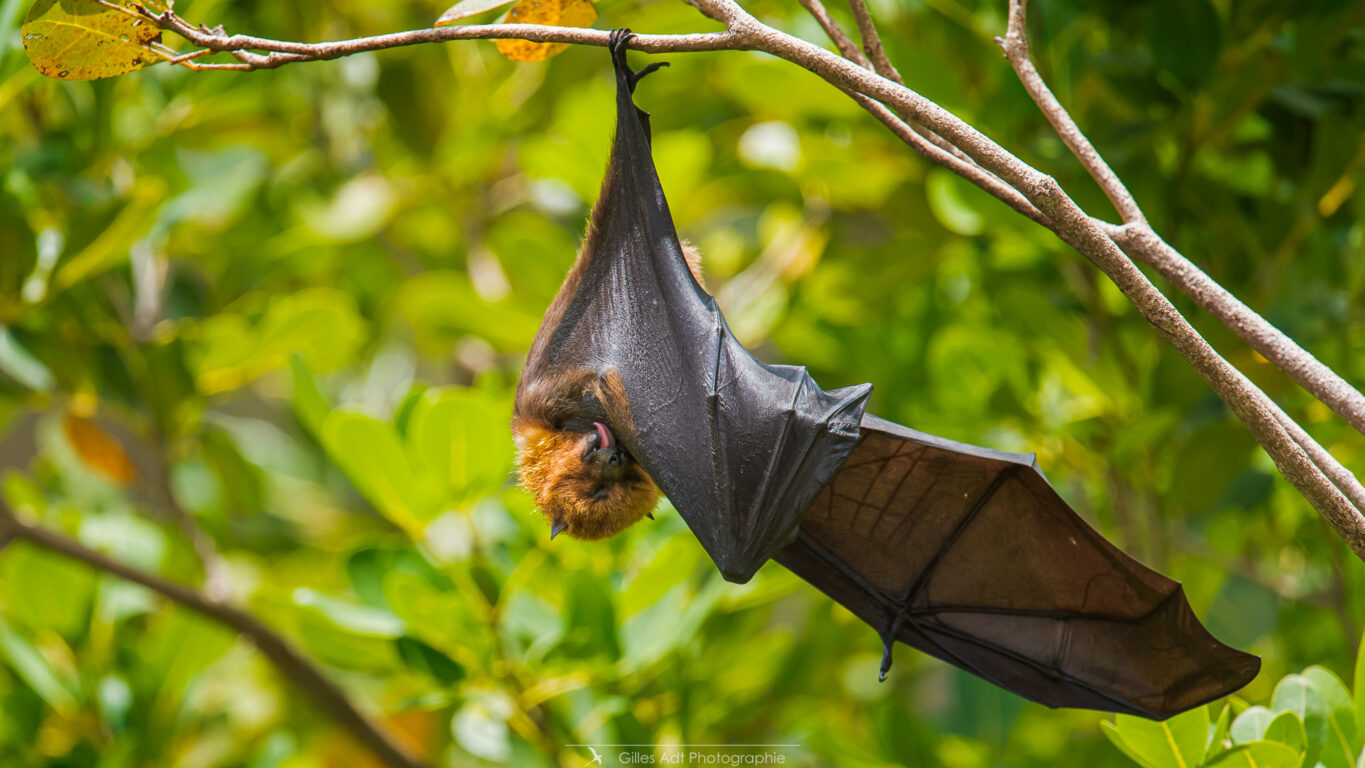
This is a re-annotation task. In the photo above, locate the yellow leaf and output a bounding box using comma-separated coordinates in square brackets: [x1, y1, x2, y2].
[494, 0, 597, 63]
[61, 414, 137, 486]
[22, 0, 161, 81]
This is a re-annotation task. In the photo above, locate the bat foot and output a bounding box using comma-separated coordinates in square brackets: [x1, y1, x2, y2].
[608, 28, 669, 94]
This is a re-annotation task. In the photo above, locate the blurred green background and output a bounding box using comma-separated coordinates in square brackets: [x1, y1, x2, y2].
[1, 0, 1364, 765]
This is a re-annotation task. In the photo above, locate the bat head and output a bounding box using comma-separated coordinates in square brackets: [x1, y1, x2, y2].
[514, 420, 660, 540]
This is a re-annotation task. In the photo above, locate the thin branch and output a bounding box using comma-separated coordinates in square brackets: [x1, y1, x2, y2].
[996, 0, 1144, 225]
[796, 0, 867, 66]
[0, 503, 431, 768]
[118, 3, 742, 71]
[846, 0, 902, 85]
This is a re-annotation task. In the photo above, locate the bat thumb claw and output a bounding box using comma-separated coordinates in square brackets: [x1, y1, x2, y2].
[550, 519, 569, 540]
[878, 637, 894, 682]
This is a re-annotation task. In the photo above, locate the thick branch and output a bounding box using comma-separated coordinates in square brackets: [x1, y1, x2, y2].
[0, 505, 430, 768]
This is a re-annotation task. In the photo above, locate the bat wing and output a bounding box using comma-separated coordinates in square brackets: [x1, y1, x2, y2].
[774, 414, 1260, 718]
[521, 30, 870, 582]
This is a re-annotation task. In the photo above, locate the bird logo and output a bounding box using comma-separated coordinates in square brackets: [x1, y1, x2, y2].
[580, 746, 603, 766]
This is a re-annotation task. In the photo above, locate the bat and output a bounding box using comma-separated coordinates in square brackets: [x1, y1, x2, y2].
[511, 29, 1259, 719]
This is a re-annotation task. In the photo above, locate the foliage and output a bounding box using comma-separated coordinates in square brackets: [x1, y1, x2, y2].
[1104, 632, 1365, 768]
[0, 0, 1363, 766]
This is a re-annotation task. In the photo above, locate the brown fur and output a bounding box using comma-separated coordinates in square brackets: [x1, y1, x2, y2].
[513, 369, 661, 540]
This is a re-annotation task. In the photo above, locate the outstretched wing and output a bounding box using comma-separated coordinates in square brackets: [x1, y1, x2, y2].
[774, 414, 1259, 719]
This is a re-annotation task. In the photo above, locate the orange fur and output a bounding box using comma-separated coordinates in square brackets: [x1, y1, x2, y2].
[514, 423, 660, 540]
[512, 369, 661, 540]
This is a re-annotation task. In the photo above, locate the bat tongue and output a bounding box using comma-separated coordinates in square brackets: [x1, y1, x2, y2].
[594, 421, 615, 449]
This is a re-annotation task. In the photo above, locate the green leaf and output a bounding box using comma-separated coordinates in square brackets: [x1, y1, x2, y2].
[395, 636, 465, 685]
[1304, 665, 1358, 768]
[321, 410, 439, 534]
[289, 355, 330, 438]
[0, 327, 53, 391]
[406, 387, 514, 507]
[1355, 631, 1365, 747]
[1109, 707, 1209, 768]
[1104, 720, 1158, 768]
[192, 288, 364, 395]
[21, 0, 160, 81]
[1272, 674, 1327, 768]
[925, 168, 985, 236]
[0, 624, 78, 712]
[1261, 710, 1306, 761]
[1232, 706, 1275, 744]
[1204, 741, 1304, 768]
[396, 271, 541, 354]
[289, 589, 404, 673]
[292, 588, 406, 638]
[0, 542, 96, 638]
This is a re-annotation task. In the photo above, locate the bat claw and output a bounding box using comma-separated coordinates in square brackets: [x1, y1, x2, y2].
[550, 519, 568, 540]
[879, 636, 894, 682]
[646, 511, 654, 520]
[608, 28, 668, 94]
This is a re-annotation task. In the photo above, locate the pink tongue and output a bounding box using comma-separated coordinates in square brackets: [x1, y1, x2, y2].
[594, 421, 614, 449]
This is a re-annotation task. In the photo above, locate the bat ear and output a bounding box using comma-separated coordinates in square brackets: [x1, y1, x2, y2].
[550, 517, 569, 540]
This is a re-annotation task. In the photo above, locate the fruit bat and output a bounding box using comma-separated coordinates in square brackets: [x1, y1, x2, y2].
[511, 29, 1259, 719]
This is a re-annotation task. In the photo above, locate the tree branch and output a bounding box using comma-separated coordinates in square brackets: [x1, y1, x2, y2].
[999, 0, 1365, 438]
[0, 503, 431, 768]
[690, 0, 1365, 555]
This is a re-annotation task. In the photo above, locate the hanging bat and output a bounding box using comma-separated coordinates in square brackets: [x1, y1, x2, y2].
[511, 29, 1259, 719]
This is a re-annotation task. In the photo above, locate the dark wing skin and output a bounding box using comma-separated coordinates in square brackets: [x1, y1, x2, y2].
[518, 30, 869, 582]
[774, 415, 1261, 719]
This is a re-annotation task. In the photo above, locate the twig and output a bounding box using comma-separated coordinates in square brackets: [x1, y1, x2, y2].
[0, 503, 431, 768]
[996, 0, 1143, 225]
[846, 0, 902, 85]
[796, 0, 867, 66]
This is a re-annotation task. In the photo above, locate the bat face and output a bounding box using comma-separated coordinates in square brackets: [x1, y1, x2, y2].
[515, 419, 660, 540]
